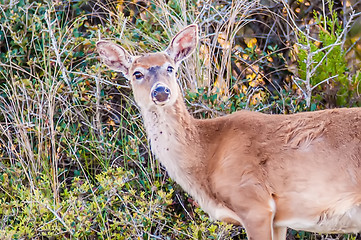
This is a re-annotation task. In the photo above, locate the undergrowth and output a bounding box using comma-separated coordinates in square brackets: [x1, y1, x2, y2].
[0, 0, 360, 239]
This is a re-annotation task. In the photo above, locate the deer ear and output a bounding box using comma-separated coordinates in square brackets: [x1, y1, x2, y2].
[96, 41, 133, 76]
[166, 24, 198, 64]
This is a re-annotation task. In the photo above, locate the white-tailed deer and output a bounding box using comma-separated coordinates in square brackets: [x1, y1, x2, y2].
[97, 25, 361, 240]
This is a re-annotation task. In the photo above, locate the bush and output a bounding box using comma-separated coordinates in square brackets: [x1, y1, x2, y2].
[296, 2, 361, 109]
[0, 0, 360, 239]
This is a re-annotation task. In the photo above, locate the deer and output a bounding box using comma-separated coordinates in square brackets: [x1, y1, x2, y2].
[96, 24, 361, 240]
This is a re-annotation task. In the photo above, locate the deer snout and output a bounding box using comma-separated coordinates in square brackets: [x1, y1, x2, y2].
[151, 84, 171, 104]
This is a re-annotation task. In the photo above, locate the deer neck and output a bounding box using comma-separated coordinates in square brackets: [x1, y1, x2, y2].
[140, 97, 243, 224]
[141, 97, 199, 173]
[142, 96, 207, 190]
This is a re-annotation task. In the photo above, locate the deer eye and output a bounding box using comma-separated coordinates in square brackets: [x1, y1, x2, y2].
[133, 71, 144, 80]
[167, 66, 174, 73]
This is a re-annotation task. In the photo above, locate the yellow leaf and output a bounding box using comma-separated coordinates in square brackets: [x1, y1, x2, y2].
[241, 85, 248, 93]
[217, 32, 230, 49]
[221, 96, 228, 102]
[21, 79, 31, 87]
[108, 120, 115, 126]
[267, 56, 273, 62]
[246, 73, 256, 81]
[213, 75, 228, 95]
[314, 41, 322, 47]
[249, 80, 257, 87]
[245, 37, 257, 48]
[251, 92, 262, 105]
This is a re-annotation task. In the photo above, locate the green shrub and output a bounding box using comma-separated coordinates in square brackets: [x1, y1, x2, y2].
[297, 1, 361, 109]
[0, 167, 234, 239]
[0, 0, 360, 239]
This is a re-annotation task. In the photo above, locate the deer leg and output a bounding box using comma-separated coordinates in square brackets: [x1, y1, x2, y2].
[238, 206, 274, 240]
[273, 226, 287, 240]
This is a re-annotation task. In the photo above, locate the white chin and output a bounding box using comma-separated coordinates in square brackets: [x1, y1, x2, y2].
[152, 98, 170, 106]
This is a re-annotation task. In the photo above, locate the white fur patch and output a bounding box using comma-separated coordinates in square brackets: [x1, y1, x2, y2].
[276, 205, 361, 233]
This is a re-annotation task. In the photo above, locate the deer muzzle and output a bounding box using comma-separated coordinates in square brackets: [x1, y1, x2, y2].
[151, 84, 171, 104]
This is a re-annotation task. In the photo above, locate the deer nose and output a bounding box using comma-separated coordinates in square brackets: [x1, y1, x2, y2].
[151, 84, 171, 103]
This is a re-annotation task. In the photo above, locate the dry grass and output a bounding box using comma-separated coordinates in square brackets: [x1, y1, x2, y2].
[0, 0, 360, 239]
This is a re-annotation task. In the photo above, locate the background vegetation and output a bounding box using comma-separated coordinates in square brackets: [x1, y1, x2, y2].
[0, 0, 360, 239]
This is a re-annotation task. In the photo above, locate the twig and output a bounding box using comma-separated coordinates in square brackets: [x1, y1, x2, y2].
[310, 11, 355, 77]
[311, 74, 339, 91]
[45, 10, 71, 87]
[295, 8, 357, 107]
[39, 202, 74, 235]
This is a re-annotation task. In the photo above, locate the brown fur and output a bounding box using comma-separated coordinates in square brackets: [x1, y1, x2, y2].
[97, 25, 361, 240]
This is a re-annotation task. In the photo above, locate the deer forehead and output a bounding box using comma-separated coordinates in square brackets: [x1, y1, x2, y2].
[131, 53, 174, 71]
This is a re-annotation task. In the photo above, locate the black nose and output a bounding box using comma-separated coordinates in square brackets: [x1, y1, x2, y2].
[152, 85, 171, 103]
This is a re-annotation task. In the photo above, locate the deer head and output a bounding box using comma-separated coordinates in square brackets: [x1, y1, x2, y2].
[96, 24, 198, 111]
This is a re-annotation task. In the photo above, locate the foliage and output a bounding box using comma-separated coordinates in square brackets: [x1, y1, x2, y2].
[0, 0, 360, 239]
[186, 42, 305, 118]
[0, 167, 234, 239]
[0, 0, 236, 239]
[296, 2, 361, 109]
